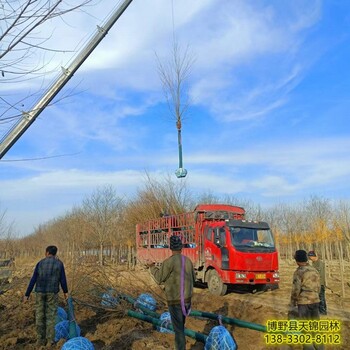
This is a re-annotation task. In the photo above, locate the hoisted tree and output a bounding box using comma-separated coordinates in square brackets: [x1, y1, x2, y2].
[156, 39, 195, 178]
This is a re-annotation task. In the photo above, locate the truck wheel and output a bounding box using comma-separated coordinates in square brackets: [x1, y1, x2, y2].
[208, 270, 227, 296]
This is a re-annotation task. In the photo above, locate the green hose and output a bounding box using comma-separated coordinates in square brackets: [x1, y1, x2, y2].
[67, 296, 79, 338]
[189, 310, 267, 333]
[126, 309, 208, 343]
[120, 293, 160, 319]
[121, 293, 266, 332]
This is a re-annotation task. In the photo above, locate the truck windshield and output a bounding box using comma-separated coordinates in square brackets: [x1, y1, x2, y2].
[229, 226, 275, 251]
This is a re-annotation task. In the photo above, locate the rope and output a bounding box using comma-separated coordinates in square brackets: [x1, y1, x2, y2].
[161, 319, 172, 328]
[217, 314, 223, 326]
[159, 314, 173, 333]
[180, 254, 191, 317]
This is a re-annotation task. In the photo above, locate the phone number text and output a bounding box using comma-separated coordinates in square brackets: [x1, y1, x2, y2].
[264, 333, 341, 345]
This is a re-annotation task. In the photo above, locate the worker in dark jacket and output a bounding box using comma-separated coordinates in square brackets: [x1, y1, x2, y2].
[24, 245, 68, 347]
[308, 250, 327, 315]
[148, 235, 195, 350]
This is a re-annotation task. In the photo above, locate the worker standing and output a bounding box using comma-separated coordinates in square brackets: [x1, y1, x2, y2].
[290, 250, 324, 350]
[308, 250, 327, 315]
[148, 235, 195, 350]
[24, 245, 68, 347]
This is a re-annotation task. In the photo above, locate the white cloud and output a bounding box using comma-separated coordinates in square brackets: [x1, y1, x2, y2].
[2, 133, 350, 236]
[251, 176, 298, 196]
[1, 0, 347, 238]
[1, 1, 321, 105]
[4, 136, 349, 199]
[186, 1, 321, 122]
[186, 170, 247, 194]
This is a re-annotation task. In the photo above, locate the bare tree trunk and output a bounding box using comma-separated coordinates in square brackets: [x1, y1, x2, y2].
[325, 241, 331, 261]
[321, 244, 326, 262]
[336, 241, 345, 297]
[111, 244, 116, 265]
[127, 245, 132, 270]
[329, 242, 333, 262]
[99, 242, 104, 266]
[71, 241, 75, 265]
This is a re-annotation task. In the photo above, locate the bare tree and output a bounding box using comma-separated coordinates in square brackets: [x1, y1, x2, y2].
[124, 172, 192, 238]
[82, 185, 124, 265]
[0, 205, 15, 258]
[0, 0, 94, 133]
[0, 0, 94, 80]
[335, 200, 350, 244]
[156, 40, 195, 178]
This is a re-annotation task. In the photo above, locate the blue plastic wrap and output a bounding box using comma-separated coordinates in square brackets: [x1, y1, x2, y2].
[135, 293, 157, 312]
[61, 336, 94, 350]
[204, 325, 237, 350]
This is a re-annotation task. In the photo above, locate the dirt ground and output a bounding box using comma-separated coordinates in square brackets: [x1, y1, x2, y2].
[0, 259, 349, 350]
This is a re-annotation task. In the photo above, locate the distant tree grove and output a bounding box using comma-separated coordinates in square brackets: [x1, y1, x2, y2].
[1, 176, 349, 295]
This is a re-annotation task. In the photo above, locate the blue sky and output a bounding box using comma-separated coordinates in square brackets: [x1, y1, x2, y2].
[1, 0, 350, 236]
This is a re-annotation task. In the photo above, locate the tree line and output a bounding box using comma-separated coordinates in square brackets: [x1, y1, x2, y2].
[1, 176, 349, 266]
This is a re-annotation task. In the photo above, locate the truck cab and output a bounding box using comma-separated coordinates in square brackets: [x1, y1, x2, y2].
[202, 220, 279, 295]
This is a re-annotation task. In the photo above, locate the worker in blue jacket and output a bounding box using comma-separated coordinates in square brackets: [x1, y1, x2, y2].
[24, 245, 68, 347]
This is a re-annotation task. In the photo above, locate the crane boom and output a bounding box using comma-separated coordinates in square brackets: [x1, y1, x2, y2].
[0, 0, 133, 159]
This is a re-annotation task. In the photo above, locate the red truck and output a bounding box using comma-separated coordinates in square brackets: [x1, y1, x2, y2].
[136, 204, 279, 295]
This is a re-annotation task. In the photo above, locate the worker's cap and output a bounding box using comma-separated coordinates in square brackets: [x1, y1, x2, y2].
[294, 250, 308, 262]
[307, 250, 317, 257]
[170, 235, 183, 251]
